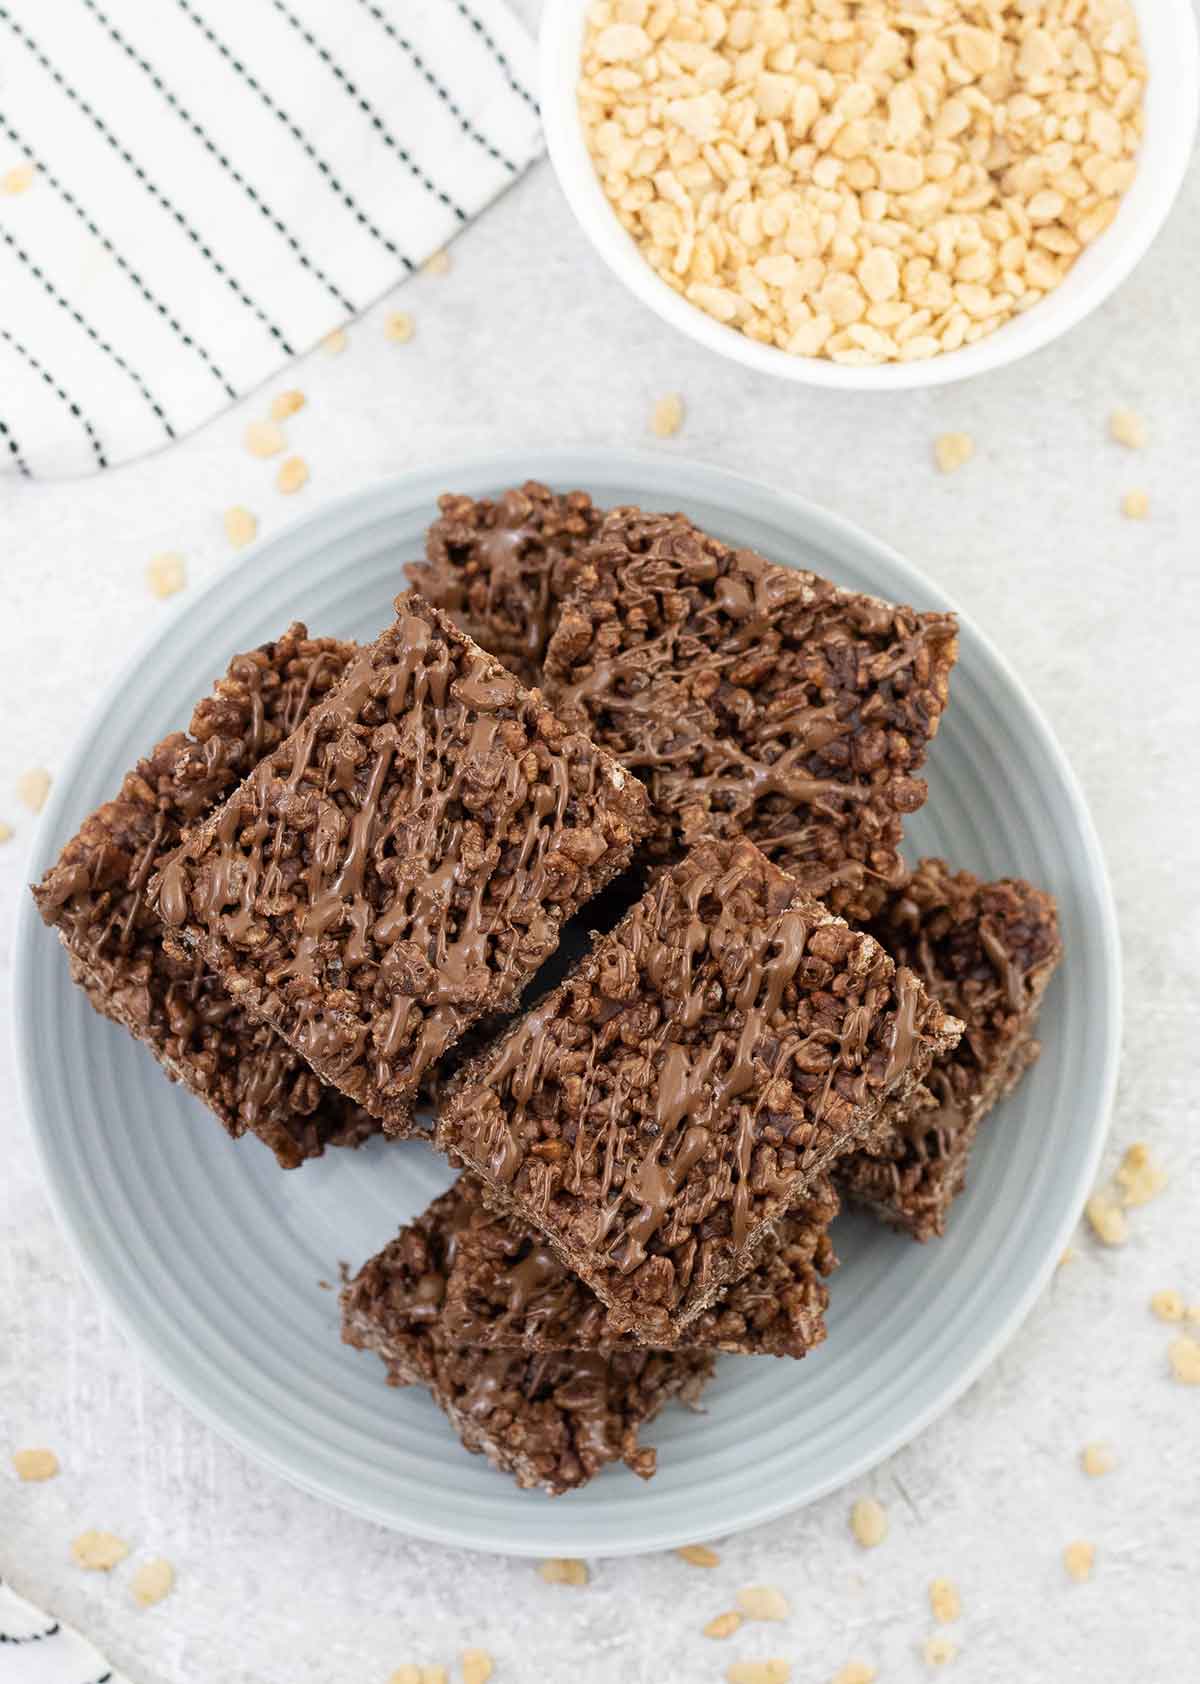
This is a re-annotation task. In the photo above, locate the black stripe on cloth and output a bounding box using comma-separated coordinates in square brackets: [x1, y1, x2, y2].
[353, 0, 518, 176]
[0, 115, 237, 401]
[172, 0, 413, 271]
[0, 1622, 61, 1642]
[451, 0, 539, 114]
[80, 0, 355, 314]
[0, 6, 294, 355]
[1, 325, 110, 469]
[0, 416, 32, 477]
[270, 0, 469, 223]
[1, 228, 175, 440]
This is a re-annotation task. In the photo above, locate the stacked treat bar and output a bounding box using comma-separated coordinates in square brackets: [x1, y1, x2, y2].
[33, 481, 1061, 1495]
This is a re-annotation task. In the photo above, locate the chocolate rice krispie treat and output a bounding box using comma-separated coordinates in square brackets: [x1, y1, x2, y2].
[405, 482, 606, 685]
[437, 837, 961, 1343]
[543, 510, 958, 920]
[341, 1281, 713, 1495]
[32, 625, 380, 1168]
[153, 596, 650, 1129]
[346, 1173, 838, 1359]
[839, 858, 1063, 1240]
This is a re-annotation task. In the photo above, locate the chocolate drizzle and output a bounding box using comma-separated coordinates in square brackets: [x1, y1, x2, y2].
[439, 837, 961, 1342]
[151, 595, 649, 1125]
[837, 857, 1063, 1240]
[404, 482, 604, 683]
[31, 624, 384, 1168]
[543, 512, 959, 920]
[383, 1175, 841, 1358]
[341, 1211, 714, 1495]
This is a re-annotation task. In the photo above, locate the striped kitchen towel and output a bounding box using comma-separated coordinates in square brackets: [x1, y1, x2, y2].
[0, 0, 542, 479]
[0, 1578, 131, 1684]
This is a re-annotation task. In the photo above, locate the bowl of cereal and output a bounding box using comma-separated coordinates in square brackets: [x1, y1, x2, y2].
[540, 0, 1198, 387]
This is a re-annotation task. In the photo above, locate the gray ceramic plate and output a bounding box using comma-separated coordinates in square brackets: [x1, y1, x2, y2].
[13, 450, 1120, 1556]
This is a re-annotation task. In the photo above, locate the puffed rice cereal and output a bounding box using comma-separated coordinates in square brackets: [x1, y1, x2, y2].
[850, 1496, 889, 1547]
[580, 0, 1145, 366]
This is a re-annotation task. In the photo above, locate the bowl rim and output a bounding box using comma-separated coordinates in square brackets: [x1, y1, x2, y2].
[12, 448, 1124, 1555]
[539, 0, 1200, 390]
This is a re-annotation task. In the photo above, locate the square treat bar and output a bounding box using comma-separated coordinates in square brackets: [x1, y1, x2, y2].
[543, 510, 958, 920]
[405, 481, 605, 685]
[343, 1172, 838, 1359]
[437, 837, 961, 1342]
[341, 1278, 713, 1495]
[153, 595, 650, 1129]
[838, 858, 1063, 1240]
[32, 625, 381, 1168]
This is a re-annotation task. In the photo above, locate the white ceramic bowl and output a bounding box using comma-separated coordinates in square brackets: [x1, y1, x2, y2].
[540, 0, 1198, 389]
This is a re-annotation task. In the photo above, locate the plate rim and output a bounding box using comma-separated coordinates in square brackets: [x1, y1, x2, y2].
[12, 447, 1122, 1555]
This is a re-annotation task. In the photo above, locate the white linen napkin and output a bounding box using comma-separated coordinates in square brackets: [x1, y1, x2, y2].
[0, 1578, 132, 1684]
[0, 0, 542, 479]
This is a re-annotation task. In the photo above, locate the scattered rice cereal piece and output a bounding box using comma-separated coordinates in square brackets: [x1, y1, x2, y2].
[71, 1530, 130, 1571]
[2, 162, 35, 194]
[1058, 1248, 1076, 1268]
[1115, 1142, 1166, 1204]
[677, 1544, 720, 1567]
[224, 506, 258, 549]
[270, 390, 306, 422]
[245, 420, 285, 458]
[1063, 1540, 1095, 1583]
[388, 1670, 421, 1684]
[17, 768, 51, 813]
[935, 434, 974, 474]
[831, 1666, 876, 1684]
[1085, 1194, 1127, 1247]
[1121, 490, 1149, 520]
[147, 553, 186, 599]
[385, 311, 415, 343]
[1110, 408, 1147, 449]
[727, 1663, 790, 1684]
[1168, 1335, 1200, 1385]
[1081, 1443, 1116, 1477]
[461, 1651, 493, 1684]
[538, 1557, 588, 1586]
[737, 1585, 791, 1621]
[922, 1634, 958, 1667]
[322, 328, 348, 355]
[12, 1448, 59, 1481]
[704, 1612, 743, 1640]
[850, 1497, 888, 1548]
[651, 393, 684, 437]
[276, 456, 309, 495]
[425, 249, 451, 275]
[131, 1557, 174, 1607]
[929, 1578, 961, 1623]
[422, 1669, 447, 1684]
[1150, 1290, 1185, 1323]
[0, 821, 13, 843]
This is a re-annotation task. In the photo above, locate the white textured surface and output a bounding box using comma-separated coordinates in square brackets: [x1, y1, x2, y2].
[2, 0, 1199, 1674]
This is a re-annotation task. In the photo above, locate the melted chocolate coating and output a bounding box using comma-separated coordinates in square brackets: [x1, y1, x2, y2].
[405, 481, 606, 685]
[152, 595, 650, 1127]
[839, 858, 1063, 1240]
[31, 625, 382, 1168]
[348, 1172, 838, 1359]
[437, 837, 962, 1343]
[543, 511, 959, 920]
[341, 1254, 713, 1495]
